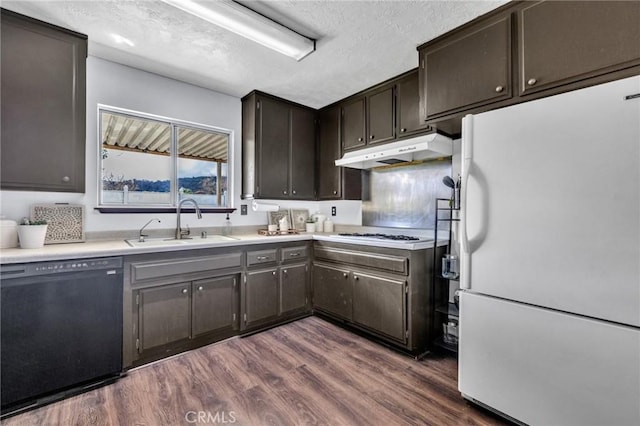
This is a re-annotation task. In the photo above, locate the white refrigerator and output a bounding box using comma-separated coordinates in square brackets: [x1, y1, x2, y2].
[458, 75, 640, 426]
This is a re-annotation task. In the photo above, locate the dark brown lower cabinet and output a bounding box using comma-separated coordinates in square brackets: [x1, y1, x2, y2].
[126, 244, 312, 368]
[352, 272, 406, 343]
[280, 263, 309, 316]
[313, 263, 353, 321]
[139, 282, 191, 352]
[192, 276, 238, 337]
[135, 275, 239, 359]
[312, 241, 439, 355]
[242, 264, 310, 329]
[242, 244, 312, 332]
[314, 264, 407, 344]
[244, 268, 280, 328]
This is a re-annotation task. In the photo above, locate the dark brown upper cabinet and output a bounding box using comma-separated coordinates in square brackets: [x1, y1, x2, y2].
[341, 97, 367, 151]
[289, 106, 316, 199]
[318, 106, 342, 199]
[1, 9, 87, 193]
[329, 69, 435, 157]
[366, 86, 395, 145]
[518, 1, 640, 97]
[317, 106, 362, 200]
[241, 92, 316, 200]
[256, 96, 290, 199]
[342, 85, 396, 152]
[417, 0, 640, 125]
[419, 13, 512, 121]
[396, 70, 431, 137]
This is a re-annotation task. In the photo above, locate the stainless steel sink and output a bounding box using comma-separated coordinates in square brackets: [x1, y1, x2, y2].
[125, 235, 239, 247]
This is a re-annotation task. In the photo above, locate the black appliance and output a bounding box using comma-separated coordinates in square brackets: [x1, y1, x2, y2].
[1, 257, 123, 417]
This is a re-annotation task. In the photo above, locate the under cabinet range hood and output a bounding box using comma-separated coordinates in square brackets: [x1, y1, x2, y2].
[335, 133, 453, 169]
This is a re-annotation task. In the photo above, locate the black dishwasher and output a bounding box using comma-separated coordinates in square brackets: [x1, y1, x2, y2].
[1, 257, 123, 417]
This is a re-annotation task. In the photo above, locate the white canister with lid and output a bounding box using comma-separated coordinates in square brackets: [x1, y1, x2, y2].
[323, 219, 334, 233]
[0, 219, 19, 248]
[312, 212, 326, 230]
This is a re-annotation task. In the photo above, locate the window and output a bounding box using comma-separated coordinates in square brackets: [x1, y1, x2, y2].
[98, 106, 232, 210]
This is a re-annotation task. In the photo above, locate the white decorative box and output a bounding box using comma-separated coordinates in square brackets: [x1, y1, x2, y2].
[30, 204, 85, 244]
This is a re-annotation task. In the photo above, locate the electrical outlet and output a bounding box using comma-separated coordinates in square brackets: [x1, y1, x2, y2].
[331, 206, 336, 216]
[240, 204, 247, 215]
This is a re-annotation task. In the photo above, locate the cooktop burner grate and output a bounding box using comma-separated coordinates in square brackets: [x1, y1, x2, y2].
[337, 233, 423, 241]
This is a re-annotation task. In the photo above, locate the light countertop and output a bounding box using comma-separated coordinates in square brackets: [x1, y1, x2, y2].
[0, 233, 446, 264]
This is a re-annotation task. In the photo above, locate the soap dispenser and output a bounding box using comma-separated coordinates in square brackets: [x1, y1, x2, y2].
[223, 213, 232, 236]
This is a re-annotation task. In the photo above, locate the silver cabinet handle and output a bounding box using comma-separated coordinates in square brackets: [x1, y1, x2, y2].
[400, 128, 407, 133]
[370, 135, 375, 139]
[283, 190, 288, 195]
[495, 85, 504, 93]
[292, 190, 296, 195]
[62, 176, 70, 182]
[197, 286, 203, 291]
[289, 252, 300, 257]
[182, 288, 188, 294]
[357, 137, 363, 142]
[333, 190, 338, 195]
[343, 272, 349, 278]
[354, 275, 359, 281]
[527, 78, 537, 86]
[272, 271, 277, 276]
[256, 255, 270, 261]
[283, 269, 288, 275]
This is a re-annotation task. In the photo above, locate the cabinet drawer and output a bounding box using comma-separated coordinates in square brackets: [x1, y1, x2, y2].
[246, 249, 278, 266]
[281, 245, 308, 263]
[314, 246, 408, 275]
[130, 252, 242, 283]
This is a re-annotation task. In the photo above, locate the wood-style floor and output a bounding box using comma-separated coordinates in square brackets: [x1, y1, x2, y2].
[3, 317, 511, 425]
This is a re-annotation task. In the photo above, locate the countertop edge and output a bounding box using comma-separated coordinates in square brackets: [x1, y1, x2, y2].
[0, 234, 449, 264]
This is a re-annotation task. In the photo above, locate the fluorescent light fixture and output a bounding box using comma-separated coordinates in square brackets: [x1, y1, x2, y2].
[161, 0, 315, 61]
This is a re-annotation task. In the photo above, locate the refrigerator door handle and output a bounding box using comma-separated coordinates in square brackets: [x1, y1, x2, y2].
[460, 114, 473, 289]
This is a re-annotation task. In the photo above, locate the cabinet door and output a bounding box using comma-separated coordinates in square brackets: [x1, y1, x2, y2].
[257, 96, 290, 198]
[422, 15, 512, 119]
[280, 263, 308, 316]
[397, 71, 430, 137]
[192, 276, 238, 337]
[367, 86, 395, 145]
[244, 268, 279, 328]
[318, 106, 342, 199]
[139, 283, 191, 352]
[290, 106, 316, 199]
[318, 107, 363, 200]
[1, 11, 86, 192]
[341, 98, 366, 151]
[352, 272, 407, 342]
[312, 263, 352, 320]
[518, 1, 640, 96]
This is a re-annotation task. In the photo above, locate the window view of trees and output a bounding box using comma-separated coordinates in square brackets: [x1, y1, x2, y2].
[100, 109, 230, 207]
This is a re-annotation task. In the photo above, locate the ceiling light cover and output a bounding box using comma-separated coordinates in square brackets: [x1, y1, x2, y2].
[161, 0, 315, 61]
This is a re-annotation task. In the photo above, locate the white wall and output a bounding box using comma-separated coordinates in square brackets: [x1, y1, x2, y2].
[0, 57, 362, 233]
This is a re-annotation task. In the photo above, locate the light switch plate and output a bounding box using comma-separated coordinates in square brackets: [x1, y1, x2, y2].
[241, 204, 247, 215]
[331, 206, 336, 216]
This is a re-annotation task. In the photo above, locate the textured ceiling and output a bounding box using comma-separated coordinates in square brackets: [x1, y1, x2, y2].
[2, 0, 508, 109]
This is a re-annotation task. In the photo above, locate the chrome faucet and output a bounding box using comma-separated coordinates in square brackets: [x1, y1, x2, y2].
[139, 218, 161, 242]
[176, 198, 202, 239]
